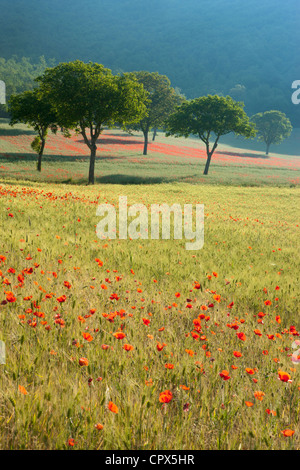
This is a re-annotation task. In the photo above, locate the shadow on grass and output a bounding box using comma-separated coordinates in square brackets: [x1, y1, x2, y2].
[92, 174, 176, 185]
[0, 152, 124, 163]
[0, 123, 37, 137]
[215, 150, 270, 159]
[76, 136, 143, 146]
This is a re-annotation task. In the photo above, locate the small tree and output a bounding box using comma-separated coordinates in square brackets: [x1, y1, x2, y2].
[166, 95, 256, 175]
[37, 60, 148, 184]
[251, 110, 292, 155]
[8, 89, 58, 171]
[126, 71, 184, 155]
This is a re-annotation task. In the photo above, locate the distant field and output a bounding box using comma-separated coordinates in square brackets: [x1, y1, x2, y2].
[0, 119, 299, 186]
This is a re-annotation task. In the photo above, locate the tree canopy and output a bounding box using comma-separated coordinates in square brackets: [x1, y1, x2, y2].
[126, 71, 184, 154]
[8, 88, 58, 171]
[166, 95, 256, 174]
[251, 110, 293, 155]
[36, 60, 148, 183]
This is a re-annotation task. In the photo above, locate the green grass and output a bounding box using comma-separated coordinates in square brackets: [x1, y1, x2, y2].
[0, 118, 299, 187]
[0, 118, 299, 449]
[0, 178, 299, 450]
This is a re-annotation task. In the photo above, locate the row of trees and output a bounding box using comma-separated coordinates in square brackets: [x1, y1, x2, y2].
[8, 60, 293, 184]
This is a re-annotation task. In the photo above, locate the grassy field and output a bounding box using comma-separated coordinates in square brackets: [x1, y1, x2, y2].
[0, 118, 299, 186]
[0, 119, 299, 450]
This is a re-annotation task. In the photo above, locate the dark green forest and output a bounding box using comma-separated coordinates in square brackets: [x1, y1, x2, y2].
[0, 0, 299, 125]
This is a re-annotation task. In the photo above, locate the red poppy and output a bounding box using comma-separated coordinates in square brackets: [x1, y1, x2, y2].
[108, 401, 118, 413]
[237, 332, 246, 341]
[113, 332, 126, 340]
[281, 429, 295, 437]
[219, 370, 231, 380]
[278, 370, 291, 383]
[79, 357, 89, 366]
[123, 344, 134, 351]
[159, 390, 173, 403]
[82, 332, 93, 342]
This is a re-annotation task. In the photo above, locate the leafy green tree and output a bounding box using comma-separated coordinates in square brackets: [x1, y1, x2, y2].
[251, 110, 293, 155]
[8, 89, 58, 171]
[126, 71, 184, 155]
[36, 60, 148, 184]
[166, 95, 256, 175]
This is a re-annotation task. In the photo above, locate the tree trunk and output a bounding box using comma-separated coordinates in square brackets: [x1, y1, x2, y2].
[203, 151, 212, 175]
[37, 138, 45, 172]
[88, 142, 97, 184]
[203, 136, 219, 175]
[266, 143, 270, 155]
[143, 130, 148, 155]
[152, 128, 157, 141]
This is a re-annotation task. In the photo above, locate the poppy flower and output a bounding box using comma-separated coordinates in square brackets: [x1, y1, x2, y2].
[159, 390, 173, 403]
[281, 429, 295, 437]
[6, 291, 16, 303]
[278, 370, 292, 383]
[185, 349, 194, 356]
[95, 423, 104, 430]
[79, 357, 89, 366]
[254, 391, 265, 401]
[113, 332, 126, 340]
[266, 409, 276, 416]
[245, 401, 254, 407]
[165, 363, 174, 369]
[254, 329, 262, 336]
[219, 370, 231, 380]
[237, 332, 246, 341]
[108, 401, 118, 413]
[18, 385, 28, 395]
[123, 344, 134, 351]
[82, 332, 93, 342]
[180, 385, 190, 391]
[233, 351, 242, 358]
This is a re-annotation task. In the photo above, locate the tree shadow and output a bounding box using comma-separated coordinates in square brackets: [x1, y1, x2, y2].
[216, 150, 269, 159]
[0, 152, 124, 163]
[76, 136, 143, 146]
[0, 127, 36, 136]
[93, 174, 173, 185]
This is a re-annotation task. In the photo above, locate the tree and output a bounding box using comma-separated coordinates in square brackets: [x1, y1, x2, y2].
[251, 110, 292, 155]
[36, 60, 148, 184]
[166, 95, 256, 175]
[8, 88, 58, 171]
[126, 71, 184, 155]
